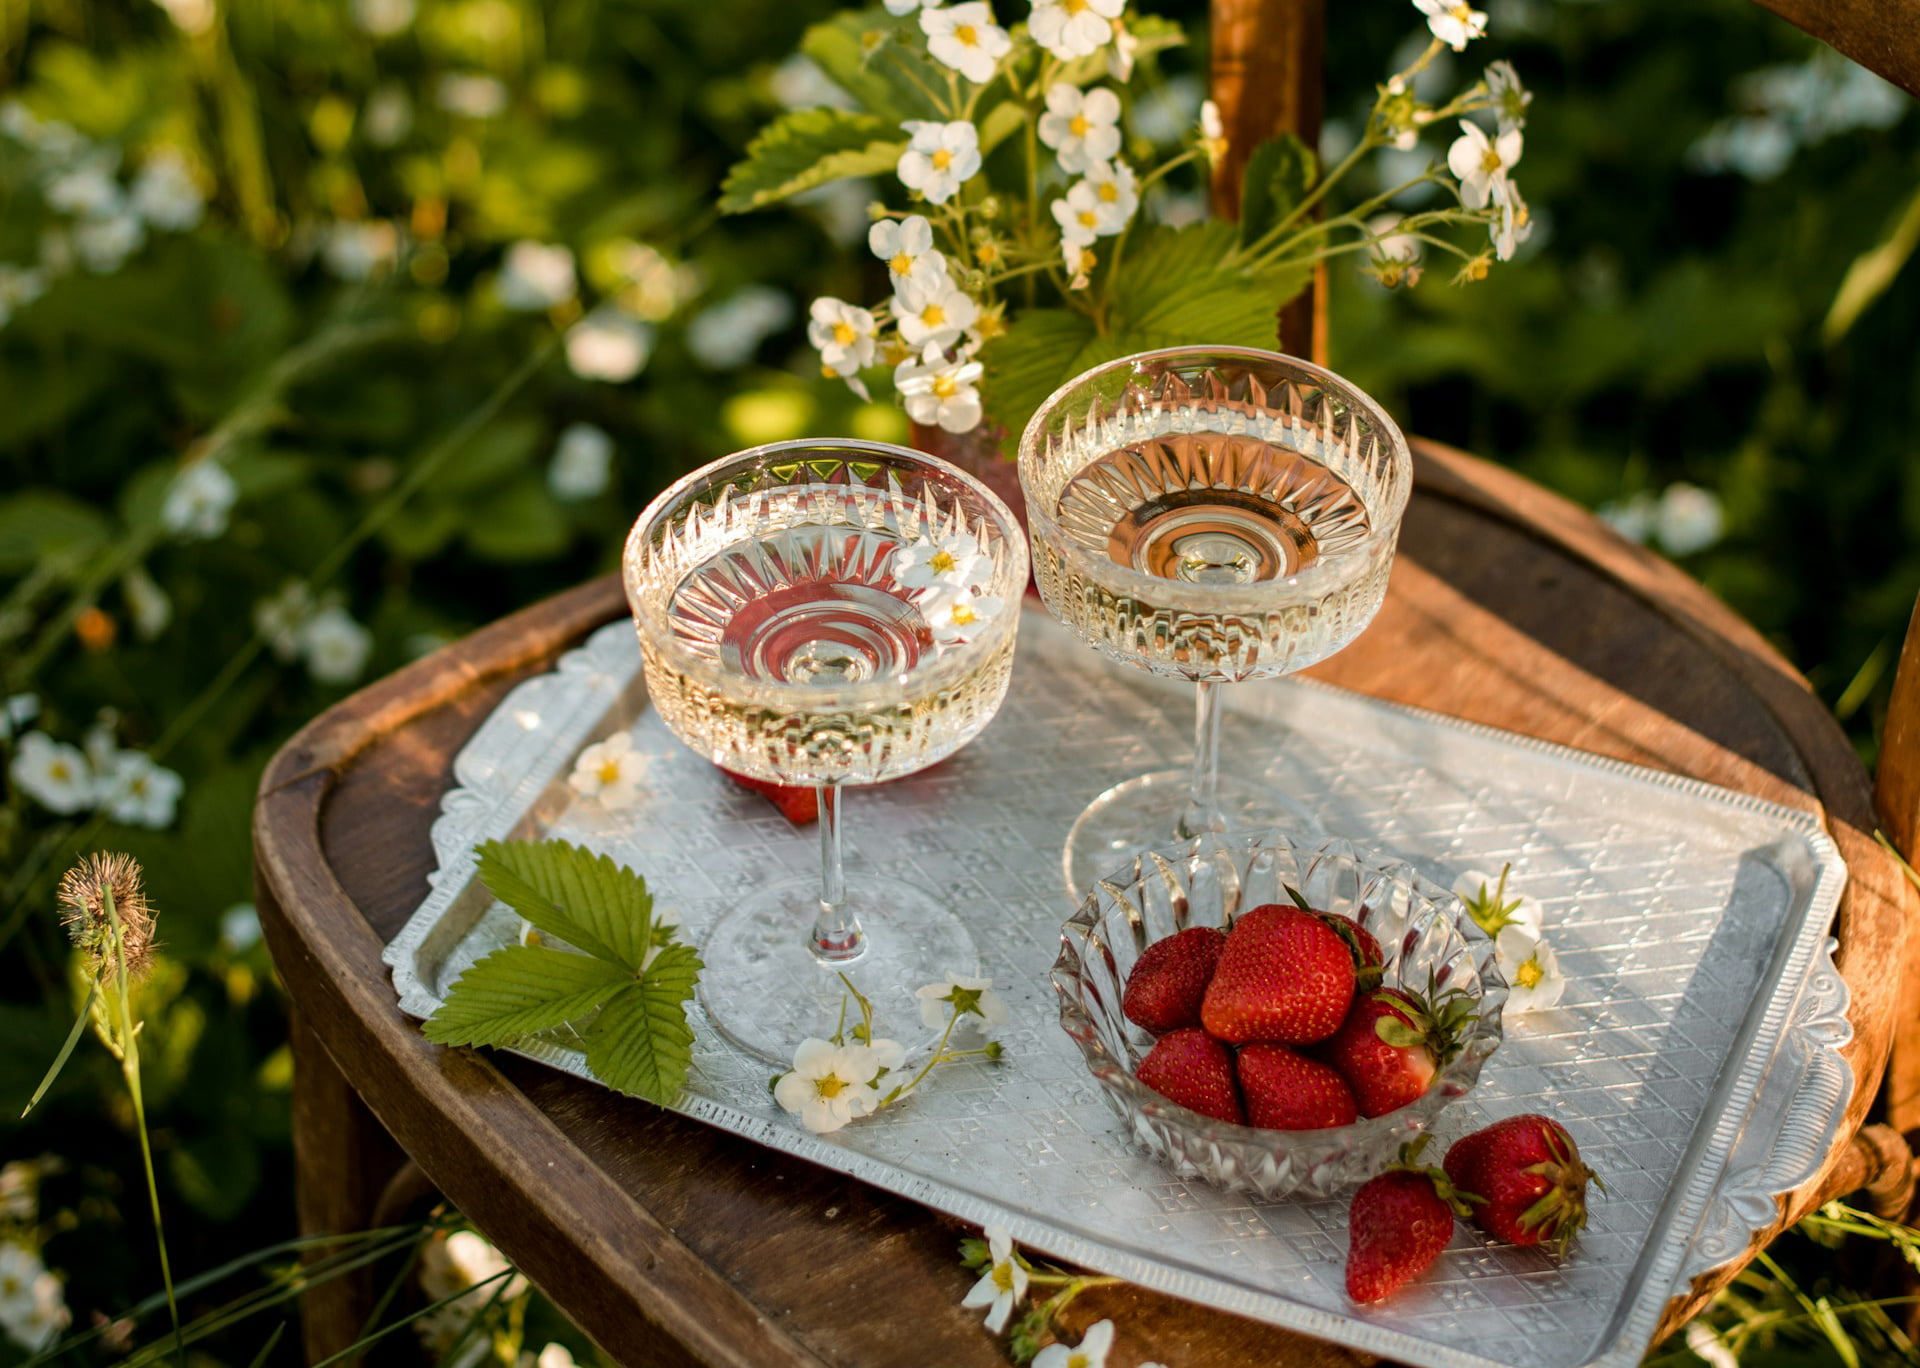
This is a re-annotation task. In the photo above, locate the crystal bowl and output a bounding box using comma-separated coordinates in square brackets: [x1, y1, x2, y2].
[1052, 830, 1507, 1200]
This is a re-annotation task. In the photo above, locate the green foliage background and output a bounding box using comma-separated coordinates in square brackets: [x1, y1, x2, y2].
[0, 0, 1914, 1360]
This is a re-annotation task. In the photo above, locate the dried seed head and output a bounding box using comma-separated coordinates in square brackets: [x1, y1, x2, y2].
[57, 852, 156, 981]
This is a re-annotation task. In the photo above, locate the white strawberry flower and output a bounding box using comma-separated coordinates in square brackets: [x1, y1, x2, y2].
[1446, 119, 1522, 209]
[897, 120, 982, 205]
[922, 3, 1012, 85]
[494, 240, 577, 311]
[915, 972, 1009, 1029]
[1453, 866, 1544, 939]
[1060, 237, 1096, 289]
[1039, 84, 1123, 175]
[1028, 0, 1123, 62]
[919, 583, 1004, 646]
[894, 531, 989, 592]
[1655, 482, 1725, 556]
[1484, 60, 1531, 135]
[1033, 1318, 1115, 1368]
[1367, 213, 1422, 264]
[1490, 178, 1533, 261]
[1081, 159, 1138, 232]
[893, 275, 978, 352]
[961, 1225, 1029, 1333]
[868, 215, 947, 290]
[9, 732, 93, 815]
[1495, 926, 1566, 1014]
[894, 344, 985, 434]
[161, 460, 238, 539]
[97, 750, 184, 829]
[773, 1037, 898, 1133]
[883, 0, 934, 12]
[568, 731, 647, 810]
[807, 296, 879, 375]
[1051, 184, 1104, 244]
[130, 150, 204, 231]
[1413, 0, 1488, 52]
[300, 606, 374, 685]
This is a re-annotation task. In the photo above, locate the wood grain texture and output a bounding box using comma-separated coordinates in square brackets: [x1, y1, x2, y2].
[1875, 593, 1920, 1130]
[1207, 0, 1325, 362]
[254, 441, 1914, 1366]
[1746, 0, 1920, 98]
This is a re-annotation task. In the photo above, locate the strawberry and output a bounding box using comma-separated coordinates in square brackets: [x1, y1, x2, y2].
[1346, 1136, 1478, 1304]
[1322, 979, 1479, 1118]
[1135, 1027, 1244, 1124]
[1123, 926, 1228, 1033]
[1277, 885, 1386, 993]
[1200, 903, 1356, 1045]
[1443, 1113, 1602, 1252]
[723, 770, 819, 824]
[1237, 1043, 1358, 1130]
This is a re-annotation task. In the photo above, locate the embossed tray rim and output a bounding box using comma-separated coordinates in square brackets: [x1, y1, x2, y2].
[382, 606, 1850, 1368]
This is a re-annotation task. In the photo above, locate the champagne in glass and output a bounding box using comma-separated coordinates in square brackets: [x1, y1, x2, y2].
[626, 441, 1028, 1064]
[1019, 348, 1412, 895]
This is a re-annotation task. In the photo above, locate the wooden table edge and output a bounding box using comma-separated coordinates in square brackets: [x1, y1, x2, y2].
[251, 441, 1913, 1362]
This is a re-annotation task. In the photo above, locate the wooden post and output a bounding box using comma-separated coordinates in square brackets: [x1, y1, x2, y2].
[1208, 0, 1327, 363]
[1875, 594, 1920, 1130]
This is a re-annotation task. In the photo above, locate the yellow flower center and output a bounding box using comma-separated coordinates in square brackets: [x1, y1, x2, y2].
[1063, 0, 1089, 13]
[1097, 181, 1118, 203]
[1069, 114, 1090, 138]
[1515, 957, 1545, 989]
[930, 549, 957, 572]
[1515, 203, 1531, 228]
[49, 761, 70, 782]
[1480, 147, 1503, 173]
[814, 1073, 848, 1099]
[954, 22, 978, 45]
[833, 321, 857, 346]
[932, 374, 959, 399]
[890, 251, 913, 275]
[1450, 3, 1474, 20]
[598, 760, 623, 785]
[920, 303, 946, 326]
[991, 1262, 1014, 1292]
[1077, 210, 1097, 229]
[975, 241, 1000, 265]
[1067, 1354, 1091, 1368]
[949, 602, 976, 625]
[931, 148, 954, 171]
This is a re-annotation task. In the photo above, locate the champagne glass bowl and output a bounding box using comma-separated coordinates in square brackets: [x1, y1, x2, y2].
[1052, 829, 1508, 1200]
[624, 439, 1028, 1064]
[1019, 346, 1413, 896]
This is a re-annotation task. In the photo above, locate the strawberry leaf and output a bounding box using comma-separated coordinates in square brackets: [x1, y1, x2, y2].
[423, 946, 631, 1046]
[475, 837, 654, 971]
[582, 944, 703, 1106]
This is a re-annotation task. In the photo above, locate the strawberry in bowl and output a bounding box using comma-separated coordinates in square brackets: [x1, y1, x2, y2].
[1052, 830, 1508, 1201]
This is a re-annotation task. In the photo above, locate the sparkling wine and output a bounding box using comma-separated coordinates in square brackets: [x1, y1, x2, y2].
[1036, 430, 1392, 681]
[638, 488, 1015, 787]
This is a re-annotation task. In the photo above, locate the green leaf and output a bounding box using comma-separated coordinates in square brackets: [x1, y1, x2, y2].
[641, 941, 703, 1004]
[1239, 133, 1320, 248]
[719, 108, 905, 215]
[20, 983, 98, 1119]
[980, 223, 1313, 452]
[465, 474, 570, 562]
[800, 8, 947, 122]
[422, 945, 632, 1047]
[583, 956, 701, 1106]
[474, 838, 656, 970]
[0, 491, 112, 574]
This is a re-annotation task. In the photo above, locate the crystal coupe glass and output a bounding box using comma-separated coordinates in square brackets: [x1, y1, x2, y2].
[1018, 347, 1412, 895]
[624, 440, 1028, 1064]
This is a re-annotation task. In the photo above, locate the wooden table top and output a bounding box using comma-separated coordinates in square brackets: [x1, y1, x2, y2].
[252, 439, 1913, 1368]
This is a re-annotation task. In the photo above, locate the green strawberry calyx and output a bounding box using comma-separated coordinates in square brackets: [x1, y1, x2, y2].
[1372, 972, 1480, 1067]
[1387, 1135, 1484, 1219]
[1311, 905, 1385, 993]
[1516, 1123, 1600, 1254]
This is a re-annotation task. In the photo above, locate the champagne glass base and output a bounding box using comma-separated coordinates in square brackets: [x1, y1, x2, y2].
[699, 876, 978, 1067]
[1063, 770, 1324, 900]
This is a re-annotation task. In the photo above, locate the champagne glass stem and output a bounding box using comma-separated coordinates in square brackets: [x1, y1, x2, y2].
[811, 784, 865, 963]
[1178, 681, 1228, 839]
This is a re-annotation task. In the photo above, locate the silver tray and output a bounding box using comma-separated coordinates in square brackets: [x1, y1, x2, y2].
[384, 605, 1850, 1368]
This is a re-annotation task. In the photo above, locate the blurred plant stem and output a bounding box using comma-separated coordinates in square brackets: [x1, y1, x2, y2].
[193, 10, 279, 245]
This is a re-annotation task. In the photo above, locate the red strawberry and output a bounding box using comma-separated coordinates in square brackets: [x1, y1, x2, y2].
[1135, 1027, 1244, 1124]
[1200, 904, 1356, 1045]
[1346, 1137, 1477, 1304]
[1443, 1114, 1601, 1252]
[723, 770, 819, 824]
[1318, 913, 1385, 993]
[1237, 1043, 1358, 1130]
[1322, 981, 1479, 1118]
[1123, 926, 1228, 1033]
